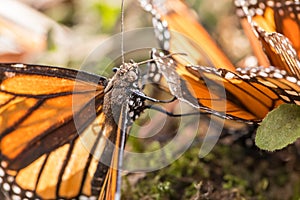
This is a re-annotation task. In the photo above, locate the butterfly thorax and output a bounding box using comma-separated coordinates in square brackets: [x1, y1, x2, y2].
[103, 62, 145, 126]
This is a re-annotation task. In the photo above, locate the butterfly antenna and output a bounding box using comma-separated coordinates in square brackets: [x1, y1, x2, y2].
[137, 52, 188, 65]
[121, 0, 125, 65]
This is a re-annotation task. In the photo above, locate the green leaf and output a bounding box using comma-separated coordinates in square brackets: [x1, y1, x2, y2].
[255, 104, 300, 151]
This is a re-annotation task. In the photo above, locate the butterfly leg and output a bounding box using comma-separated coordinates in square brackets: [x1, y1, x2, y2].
[132, 90, 177, 103]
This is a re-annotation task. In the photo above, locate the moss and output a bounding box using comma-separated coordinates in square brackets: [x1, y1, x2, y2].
[123, 139, 300, 199]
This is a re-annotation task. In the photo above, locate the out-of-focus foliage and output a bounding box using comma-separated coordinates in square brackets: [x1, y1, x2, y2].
[92, 1, 121, 33]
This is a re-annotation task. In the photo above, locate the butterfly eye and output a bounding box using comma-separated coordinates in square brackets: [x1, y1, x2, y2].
[112, 68, 118, 73]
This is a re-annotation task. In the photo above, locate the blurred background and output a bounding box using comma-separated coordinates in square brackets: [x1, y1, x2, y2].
[0, 0, 253, 67]
[0, 0, 299, 199]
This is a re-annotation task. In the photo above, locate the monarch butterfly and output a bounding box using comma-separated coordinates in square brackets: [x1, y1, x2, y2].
[0, 61, 160, 199]
[150, 49, 300, 121]
[0, 1, 210, 199]
[140, 0, 235, 70]
[140, 0, 300, 121]
[235, 0, 300, 78]
[1, 1, 299, 199]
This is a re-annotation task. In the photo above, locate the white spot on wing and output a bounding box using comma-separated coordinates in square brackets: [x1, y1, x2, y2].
[224, 72, 235, 79]
[89, 196, 97, 200]
[11, 195, 21, 200]
[25, 191, 33, 198]
[1, 161, 8, 168]
[12, 185, 21, 194]
[3, 182, 10, 191]
[273, 72, 283, 79]
[129, 111, 134, 118]
[153, 74, 161, 82]
[240, 75, 250, 79]
[287, 76, 297, 83]
[11, 64, 26, 68]
[79, 195, 89, 200]
[258, 71, 268, 77]
[0, 167, 4, 177]
[129, 100, 134, 106]
[150, 63, 156, 72]
[7, 176, 14, 182]
[149, 72, 154, 78]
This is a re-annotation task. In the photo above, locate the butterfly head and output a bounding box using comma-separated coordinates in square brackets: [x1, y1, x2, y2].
[118, 61, 139, 83]
[105, 61, 141, 93]
[103, 61, 146, 124]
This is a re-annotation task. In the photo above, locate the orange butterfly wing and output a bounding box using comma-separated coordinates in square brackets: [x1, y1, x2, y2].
[188, 65, 300, 120]
[151, 50, 300, 121]
[141, 0, 235, 70]
[142, 0, 300, 122]
[235, 0, 300, 77]
[0, 64, 122, 199]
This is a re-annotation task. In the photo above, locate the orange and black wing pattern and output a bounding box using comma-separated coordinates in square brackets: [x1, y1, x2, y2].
[188, 65, 300, 120]
[235, 0, 300, 78]
[151, 50, 300, 122]
[142, 0, 300, 122]
[0, 63, 122, 199]
[140, 0, 235, 71]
